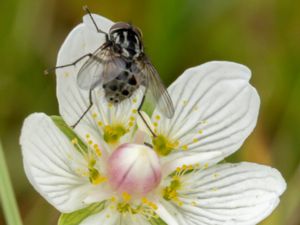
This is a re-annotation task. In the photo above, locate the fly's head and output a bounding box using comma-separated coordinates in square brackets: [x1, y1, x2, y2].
[109, 22, 144, 59]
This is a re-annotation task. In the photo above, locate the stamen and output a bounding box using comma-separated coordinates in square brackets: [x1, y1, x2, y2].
[181, 145, 188, 151]
[154, 115, 161, 120]
[88, 167, 107, 185]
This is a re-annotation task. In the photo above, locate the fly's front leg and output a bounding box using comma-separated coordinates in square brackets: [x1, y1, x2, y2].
[137, 94, 157, 138]
[44, 53, 93, 75]
[71, 88, 94, 128]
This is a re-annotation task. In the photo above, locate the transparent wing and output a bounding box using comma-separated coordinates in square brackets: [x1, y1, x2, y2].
[77, 44, 126, 90]
[140, 57, 175, 118]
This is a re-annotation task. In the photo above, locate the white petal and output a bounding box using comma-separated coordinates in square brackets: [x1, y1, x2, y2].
[20, 113, 108, 212]
[156, 202, 180, 225]
[154, 61, 260, 164]
[56, 15, 142, 145]
[162, 162, 286, 225]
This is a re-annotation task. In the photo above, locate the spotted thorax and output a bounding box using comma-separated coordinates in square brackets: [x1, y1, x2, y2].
[20, 13, 286, 225]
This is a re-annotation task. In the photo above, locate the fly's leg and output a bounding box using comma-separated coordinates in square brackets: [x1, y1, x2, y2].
[137, 94, 157, 137]
[71, 88, 94, 128]
[83, 6, 109, 41]
[44, 53, 93, 75]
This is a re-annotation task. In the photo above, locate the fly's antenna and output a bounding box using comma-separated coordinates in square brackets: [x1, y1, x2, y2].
[83, 5, 107, 36]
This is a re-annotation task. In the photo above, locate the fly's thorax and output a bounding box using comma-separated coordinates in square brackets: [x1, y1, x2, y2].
[109, 22, 143, 59]
[103, 69, 141, 104]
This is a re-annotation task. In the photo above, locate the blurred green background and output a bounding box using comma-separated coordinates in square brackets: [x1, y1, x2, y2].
[0, 0, 300, 224]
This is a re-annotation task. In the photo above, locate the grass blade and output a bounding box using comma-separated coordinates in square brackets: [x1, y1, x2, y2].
[0, 141, 23, 225]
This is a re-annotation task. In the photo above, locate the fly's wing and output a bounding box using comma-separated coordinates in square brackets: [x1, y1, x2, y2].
[140, 56, 175, 118]
[77, 44, 126, 90]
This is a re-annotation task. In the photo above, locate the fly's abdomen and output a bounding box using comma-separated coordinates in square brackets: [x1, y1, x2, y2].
[103, 70, 139, 104]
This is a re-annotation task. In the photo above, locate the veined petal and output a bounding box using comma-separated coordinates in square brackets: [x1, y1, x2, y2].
[56, 14, 142, 146]
[20, 113, 108, 213]
[155, 202, 179, 225]
[161, 162, 286, 225]
[153, 61, 260, 163]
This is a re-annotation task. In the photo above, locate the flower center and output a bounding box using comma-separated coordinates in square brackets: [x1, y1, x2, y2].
[107, 194, 159, 220]
[162, 164, 199, 206]
[107, 143, 162, 196]
[103, 124, 127, 144]
[152, 135, 179, 156]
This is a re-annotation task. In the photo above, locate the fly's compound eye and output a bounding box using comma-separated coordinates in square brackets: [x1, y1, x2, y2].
[134, 27, 143, 38]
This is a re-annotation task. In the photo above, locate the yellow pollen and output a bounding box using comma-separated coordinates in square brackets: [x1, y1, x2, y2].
[132, 109, 137, 114]
[193, 138, 198, 143]
[204, 163, 209, 169]
[103, 124, 127, 144]
[122, 192, 132, 202]
[97, 121, 103, 126]
[133, 98, 137, 103]
[152, 135, 179, 156]
[142, 197, 148, 204]
[92, 113, 97, 118]
[198, 130, 203, 134]
[108, 103, 113, 108]
[191, 201, 197, 206]
[153, 122, 158, 127]
[155, 115, 161, 120]
[71, 138, 78, 145]
[181, 145, 188, 151]
[130, 116, 135, 121]
[85, 134, 91, 139]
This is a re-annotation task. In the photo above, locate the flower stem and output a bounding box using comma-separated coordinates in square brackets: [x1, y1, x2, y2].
[0, 141, 23, 225]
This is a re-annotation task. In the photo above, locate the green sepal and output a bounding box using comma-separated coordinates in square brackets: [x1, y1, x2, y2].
[51, 116, 88, 155]
[58, 201, 106, 225]
[149, 217, 168, 225]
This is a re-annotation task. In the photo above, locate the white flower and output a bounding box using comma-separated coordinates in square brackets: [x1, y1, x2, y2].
[20, 13, 286, 225]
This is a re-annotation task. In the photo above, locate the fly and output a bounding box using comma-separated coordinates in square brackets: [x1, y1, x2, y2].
[45, 6, 175, 136]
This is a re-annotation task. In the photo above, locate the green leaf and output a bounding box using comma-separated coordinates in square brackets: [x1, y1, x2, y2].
[58, 201, 106, 225]
[51, 116, 88, 155]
